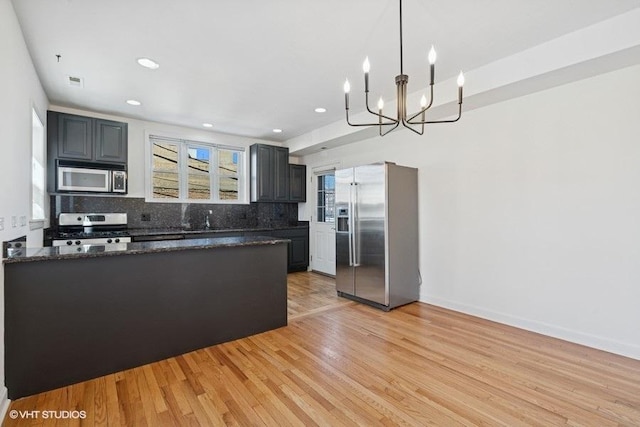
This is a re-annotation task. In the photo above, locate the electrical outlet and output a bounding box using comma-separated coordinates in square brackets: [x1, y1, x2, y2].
[0, 217, 4, 231]
[20, 216, 27, 226]
[141, 213, 151, 221]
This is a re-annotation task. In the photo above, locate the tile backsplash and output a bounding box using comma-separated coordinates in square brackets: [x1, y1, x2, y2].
[49, 195, 299, 231]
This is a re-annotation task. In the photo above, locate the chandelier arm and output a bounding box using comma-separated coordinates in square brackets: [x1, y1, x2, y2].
[346, 92, 398, 126]
[406, 85, 435, 122]
[422, 104, 463, 124]
[367, 107, 399, 123]
[380, 121, 400, 136]
[365, 92, 399, 122]
[400, 119, 425, 135]
[346, 109, 398, 127]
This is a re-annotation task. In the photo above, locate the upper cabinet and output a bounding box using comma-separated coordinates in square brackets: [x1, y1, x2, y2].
[289, 164, 307, 202]
[250, 144, 290, 202]
[49, 111, 128, 165]
[273, 146, 289, 201]
[94, 119, 128, 163]
[57, 114, 93, 160]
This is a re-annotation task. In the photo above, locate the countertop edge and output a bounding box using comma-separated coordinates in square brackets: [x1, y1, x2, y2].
[3, 237, 290, 264]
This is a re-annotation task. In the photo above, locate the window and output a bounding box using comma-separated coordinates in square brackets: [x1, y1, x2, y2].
[148, 135, 245, 203]
[316, 173, 335, 222]
[31, 109, 46, 221]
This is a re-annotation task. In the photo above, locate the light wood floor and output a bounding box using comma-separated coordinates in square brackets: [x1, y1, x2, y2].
[5, 272, 640, 426]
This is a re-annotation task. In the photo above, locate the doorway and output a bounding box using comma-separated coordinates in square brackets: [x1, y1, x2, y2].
[311, 172, 336, 276]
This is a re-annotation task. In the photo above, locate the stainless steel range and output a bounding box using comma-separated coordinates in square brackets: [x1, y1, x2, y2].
[53, 213, 132, 247]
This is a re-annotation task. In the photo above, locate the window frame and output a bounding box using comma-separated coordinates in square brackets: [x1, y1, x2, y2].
[31, 108, 46, 226]
[146, 133, 246, 204]
[316, 173, 335, 223]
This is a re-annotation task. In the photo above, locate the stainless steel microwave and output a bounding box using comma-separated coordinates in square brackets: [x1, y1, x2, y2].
[57, 165, 127, 193]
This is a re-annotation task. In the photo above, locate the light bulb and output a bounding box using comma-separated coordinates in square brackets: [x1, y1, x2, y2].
[363, 57, 370, 73]
[377, 97, 384, 110]
[428, 46, 437, 65]
[457, 71, 465, 87]
[420, 95, 427, 108]
[344, 79, 351, 93]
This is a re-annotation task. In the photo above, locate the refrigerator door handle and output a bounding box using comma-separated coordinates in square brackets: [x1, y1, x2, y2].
[352, 182, 360, 267]
[348, 183, 354, 267]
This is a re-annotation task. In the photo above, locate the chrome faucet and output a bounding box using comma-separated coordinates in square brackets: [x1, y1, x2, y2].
[204, 210, 212, 230]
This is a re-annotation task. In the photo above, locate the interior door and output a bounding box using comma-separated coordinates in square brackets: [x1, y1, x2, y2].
[311, 172, 336, 276]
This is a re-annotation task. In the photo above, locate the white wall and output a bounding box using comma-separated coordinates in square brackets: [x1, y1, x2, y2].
[0, 0, 50, 416]
[49, 105, 278, 201]
[300, 64, 640, 360]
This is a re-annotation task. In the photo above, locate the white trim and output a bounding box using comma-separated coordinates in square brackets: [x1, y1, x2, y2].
[31, 107, 46, 222]
[0, 386, 10, 423]
[423, 295, 640, 361]
[29, 219, 45, 230]
[147, 134, 246, 152]
[312, 162, 341, 175]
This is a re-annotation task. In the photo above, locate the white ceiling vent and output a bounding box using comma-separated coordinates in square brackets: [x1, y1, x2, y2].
[67, 75, 84, 88]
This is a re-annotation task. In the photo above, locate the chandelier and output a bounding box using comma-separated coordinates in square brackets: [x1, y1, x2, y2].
[343, 0, 465, 136]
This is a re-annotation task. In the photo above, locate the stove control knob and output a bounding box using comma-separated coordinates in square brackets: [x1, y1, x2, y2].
[75, 240, 81, 245]
[66, 240, 73, 246]
[107, 238, 113, 244]
[114, 238, 120, 243]
[77, 216, 82, 222]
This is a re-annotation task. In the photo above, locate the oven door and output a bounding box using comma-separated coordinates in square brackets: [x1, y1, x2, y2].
[57, 167, 111, 192]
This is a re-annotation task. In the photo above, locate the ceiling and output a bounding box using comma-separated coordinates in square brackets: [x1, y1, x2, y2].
[11, 0, 640, 143]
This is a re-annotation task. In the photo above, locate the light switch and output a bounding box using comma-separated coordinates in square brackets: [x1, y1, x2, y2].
[0, 217, 4, 231]
[11, 216, 17, 228]
[20, 216, 27, 226]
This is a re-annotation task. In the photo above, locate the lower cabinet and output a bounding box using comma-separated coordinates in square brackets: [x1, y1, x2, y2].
[244, 228, 309, 273]
[269, 228, 309, 273]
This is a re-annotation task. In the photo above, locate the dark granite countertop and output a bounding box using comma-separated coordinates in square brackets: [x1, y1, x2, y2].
[3, 236, 289, 264]
[126, 223, 309, 237]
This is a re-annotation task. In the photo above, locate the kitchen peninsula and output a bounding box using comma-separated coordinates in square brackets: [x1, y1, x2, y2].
[3, 236, 288, 399]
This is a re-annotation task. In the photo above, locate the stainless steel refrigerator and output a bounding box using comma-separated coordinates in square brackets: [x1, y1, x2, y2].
[335, 162, 420, 311]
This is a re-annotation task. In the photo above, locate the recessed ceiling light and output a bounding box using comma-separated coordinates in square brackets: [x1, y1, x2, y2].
[137, 57, 160, 70]
[272, 128, 283, 133]
[315, 107, 327, 113]
[126, 99, 141, 106]
[202, 123, 213, 128]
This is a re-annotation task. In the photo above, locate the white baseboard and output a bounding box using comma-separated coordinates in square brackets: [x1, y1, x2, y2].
[423, 296, 640, 361]
[0, 386, 10, 423]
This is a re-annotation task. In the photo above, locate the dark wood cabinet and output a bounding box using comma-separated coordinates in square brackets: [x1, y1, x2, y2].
[269, 228, 309, 272]
[250, 144, 308, 203]
[49, 111, 128, 165]
[57, 114, 93, 160]
[94, 119, 128, 163]
[274, 147, 289, 201]
[252, 144, 274, 201]
[250, 144, 289, 202]
[289, 164, 307, 202]
[288, 233, 309, 269]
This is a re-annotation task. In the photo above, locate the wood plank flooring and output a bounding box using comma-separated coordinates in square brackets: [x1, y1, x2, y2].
[4, 271, 640, 426]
